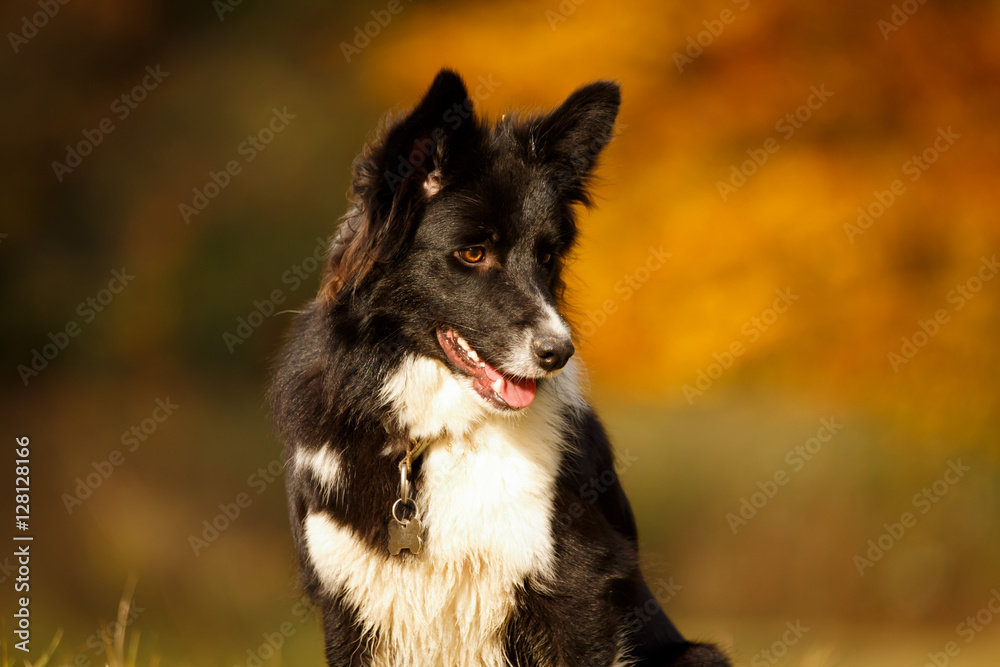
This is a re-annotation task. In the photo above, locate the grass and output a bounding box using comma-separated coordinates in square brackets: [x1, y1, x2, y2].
[2, 579, 160, 667]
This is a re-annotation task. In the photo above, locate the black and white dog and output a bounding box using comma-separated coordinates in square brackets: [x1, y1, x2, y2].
[271, 69, 730, 666]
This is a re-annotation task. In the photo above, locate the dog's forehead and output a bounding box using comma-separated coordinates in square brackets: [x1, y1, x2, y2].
[424, 126, 568, 244]
[471, 143, 562, 238]
[474, 176, 558, 243]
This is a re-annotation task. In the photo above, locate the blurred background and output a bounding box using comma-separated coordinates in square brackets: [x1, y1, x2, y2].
[2, 0, 999, 665]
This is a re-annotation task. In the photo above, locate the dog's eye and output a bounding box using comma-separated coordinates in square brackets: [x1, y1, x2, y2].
[457, 247, 486, 264]
[539, 252, 553, 265]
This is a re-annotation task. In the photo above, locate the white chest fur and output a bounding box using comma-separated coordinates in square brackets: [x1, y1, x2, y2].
[303, 355, 584, 666]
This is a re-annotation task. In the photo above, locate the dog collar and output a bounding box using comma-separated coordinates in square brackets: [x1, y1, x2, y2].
[387, 437, 431, 556]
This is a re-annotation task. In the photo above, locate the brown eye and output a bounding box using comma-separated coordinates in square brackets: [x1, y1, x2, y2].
[539, 252, 552, 264]
[458, 247, 486, 264]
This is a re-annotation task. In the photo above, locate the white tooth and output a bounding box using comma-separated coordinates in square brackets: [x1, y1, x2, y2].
[492, 378, 504, 394]
[456, 336, 471, 352]
[467, 348, 480, 363]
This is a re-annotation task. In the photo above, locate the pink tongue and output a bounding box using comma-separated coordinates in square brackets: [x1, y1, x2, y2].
[481, 362, 536, 408]
[498, 375, 536, 408]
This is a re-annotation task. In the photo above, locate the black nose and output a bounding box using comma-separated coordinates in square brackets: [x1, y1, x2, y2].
[533, 336, 575, 372]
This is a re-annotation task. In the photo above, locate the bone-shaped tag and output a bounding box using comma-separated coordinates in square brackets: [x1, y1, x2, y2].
[388, 517, 423, 555]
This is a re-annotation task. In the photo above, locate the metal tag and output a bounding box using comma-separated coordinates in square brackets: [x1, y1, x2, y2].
[388, 516, 423, 555]
[388, 444, 427, 556]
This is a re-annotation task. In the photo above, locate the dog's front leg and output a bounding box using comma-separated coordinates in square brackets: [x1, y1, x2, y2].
[320, 593, 372, 667]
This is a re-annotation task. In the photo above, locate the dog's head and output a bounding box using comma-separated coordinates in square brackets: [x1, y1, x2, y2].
[322, 69, 620, 411]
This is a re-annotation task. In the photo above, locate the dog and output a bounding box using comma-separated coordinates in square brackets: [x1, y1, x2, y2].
[271, 69, 730, 666]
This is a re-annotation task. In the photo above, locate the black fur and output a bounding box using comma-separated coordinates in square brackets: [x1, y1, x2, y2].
[271, 69, 730, 666]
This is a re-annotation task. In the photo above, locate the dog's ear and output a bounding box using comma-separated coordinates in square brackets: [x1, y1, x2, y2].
[534, 80, 620, 206]
[322, 69, 476, 303]
[368, 68, 476, 207]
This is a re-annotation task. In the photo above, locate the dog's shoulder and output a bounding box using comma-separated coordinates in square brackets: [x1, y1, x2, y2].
[554, 400, 641, 545]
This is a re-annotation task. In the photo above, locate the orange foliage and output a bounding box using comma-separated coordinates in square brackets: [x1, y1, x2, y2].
[347, 0, 1000, 443]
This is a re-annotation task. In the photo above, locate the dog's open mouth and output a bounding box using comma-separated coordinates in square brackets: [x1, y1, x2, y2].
[436, 328, 536, 409]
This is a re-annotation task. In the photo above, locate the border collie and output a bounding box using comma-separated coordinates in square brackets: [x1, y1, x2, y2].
[271, 69, 730, 667]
